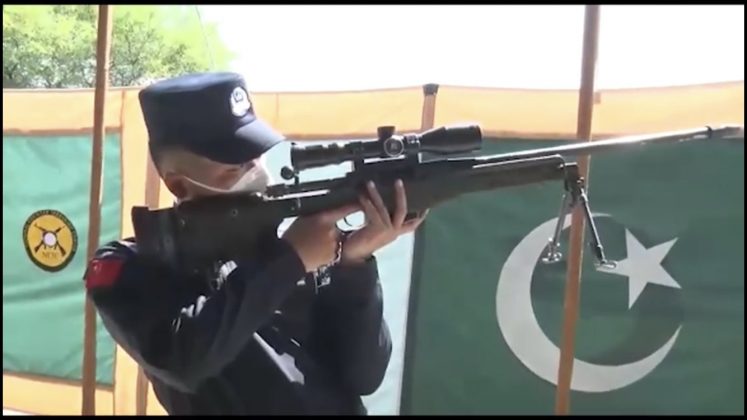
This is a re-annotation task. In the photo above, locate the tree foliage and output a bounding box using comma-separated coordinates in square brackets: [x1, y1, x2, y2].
[3, 5, 234, 88]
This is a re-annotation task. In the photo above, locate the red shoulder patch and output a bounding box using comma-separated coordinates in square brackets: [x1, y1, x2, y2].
[84, 258, 125, 290]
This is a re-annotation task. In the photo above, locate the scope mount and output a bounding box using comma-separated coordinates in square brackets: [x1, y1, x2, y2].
[280, 125, 421, 185]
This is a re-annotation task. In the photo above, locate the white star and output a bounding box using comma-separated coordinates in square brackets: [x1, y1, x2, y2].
[599, 229, 681, 309]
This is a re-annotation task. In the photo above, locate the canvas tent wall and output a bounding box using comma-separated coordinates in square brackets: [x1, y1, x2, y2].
[2, 81, 744, 415]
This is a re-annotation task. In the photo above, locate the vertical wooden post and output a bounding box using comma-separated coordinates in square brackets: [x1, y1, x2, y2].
[420, 83, 439, 131]
[133, 158, 160, 415]
[554, 5, 601, 415]
[135, 368, 150, 415]
[82, 4, 113, 416]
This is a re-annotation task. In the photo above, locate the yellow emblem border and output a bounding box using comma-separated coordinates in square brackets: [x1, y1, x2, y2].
[22, 209, 78, 272]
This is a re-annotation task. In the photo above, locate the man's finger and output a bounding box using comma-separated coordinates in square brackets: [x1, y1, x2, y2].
[359, 194, 384, 227]
[392, 179, 407, 227]
[402, 210, 429, 232]
[402, 216, 426, 233]
[320, 203, 361, 224]
[366, 181, 392, 228]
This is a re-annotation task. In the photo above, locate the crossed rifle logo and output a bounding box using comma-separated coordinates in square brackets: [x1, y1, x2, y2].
[33, 223, 68, 257]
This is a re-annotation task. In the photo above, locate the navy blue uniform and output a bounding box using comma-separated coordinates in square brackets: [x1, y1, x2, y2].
[92, 71, 393, 414]
[84, 236, 392, 415]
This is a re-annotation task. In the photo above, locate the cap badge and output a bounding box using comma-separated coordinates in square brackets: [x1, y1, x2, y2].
[230, 87, 252, 117]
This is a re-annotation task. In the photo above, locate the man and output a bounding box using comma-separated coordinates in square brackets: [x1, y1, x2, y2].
[83, 72, 426, 415]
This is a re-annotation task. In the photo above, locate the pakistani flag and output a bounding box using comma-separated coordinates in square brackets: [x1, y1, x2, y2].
[400, 136, 744, 415]
[259, 134, 745, 415]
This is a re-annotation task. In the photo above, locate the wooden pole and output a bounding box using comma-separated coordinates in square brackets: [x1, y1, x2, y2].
[135, 368, 150, 415]
[554, 5, 601, 415]
[420, 83, 439, 131]
[82, 4, 113, 416]
[131, 125, 166, 416]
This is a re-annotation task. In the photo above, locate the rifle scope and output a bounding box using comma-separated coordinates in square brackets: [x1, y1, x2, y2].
[289, 125, 483, 172]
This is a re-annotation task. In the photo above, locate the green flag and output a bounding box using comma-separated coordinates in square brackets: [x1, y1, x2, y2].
[401, 137, 744, 415]
[2, 134, 122, 385]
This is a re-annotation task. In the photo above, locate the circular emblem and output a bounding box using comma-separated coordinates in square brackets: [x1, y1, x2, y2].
[229, 87, 252, 117]
[22, 209, 78, 272]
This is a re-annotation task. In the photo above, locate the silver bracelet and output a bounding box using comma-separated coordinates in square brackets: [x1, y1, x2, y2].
[311, 230, 350, 293]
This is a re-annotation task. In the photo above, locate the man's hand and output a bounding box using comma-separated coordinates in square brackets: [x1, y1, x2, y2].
[341, 180, 428, 265]
[283, 204, 360, 273]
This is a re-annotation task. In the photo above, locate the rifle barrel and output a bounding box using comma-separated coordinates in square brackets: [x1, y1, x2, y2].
[477, 125, 743, 165]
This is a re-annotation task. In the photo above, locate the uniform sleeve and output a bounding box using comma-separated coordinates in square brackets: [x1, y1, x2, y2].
[84, 239, 307, 393]
[308, 257, 393, 396]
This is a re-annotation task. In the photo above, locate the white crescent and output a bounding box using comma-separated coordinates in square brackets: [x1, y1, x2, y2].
[495, 214, 681, 393]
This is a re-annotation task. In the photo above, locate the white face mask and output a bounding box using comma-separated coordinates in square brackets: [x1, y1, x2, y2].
[185, 160, 273, 195]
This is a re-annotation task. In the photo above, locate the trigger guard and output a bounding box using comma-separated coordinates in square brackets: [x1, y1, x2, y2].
[336, 217, 358, 232]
